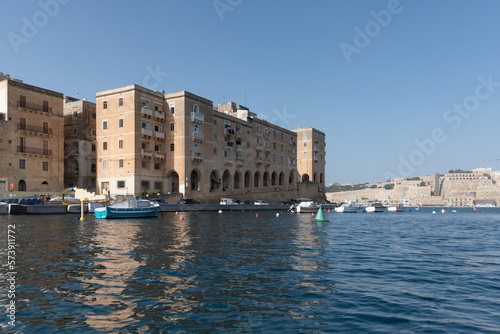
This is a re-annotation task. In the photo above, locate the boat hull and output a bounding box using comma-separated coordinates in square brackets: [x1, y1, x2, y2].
[95, 206, 159, 219]
[388, 206, 404, 212]
[366, 206, 385, 213]
[335, 206, 358, 213]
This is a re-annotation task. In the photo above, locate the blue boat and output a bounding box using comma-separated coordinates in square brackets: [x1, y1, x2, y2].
[94, 194, 159, 219]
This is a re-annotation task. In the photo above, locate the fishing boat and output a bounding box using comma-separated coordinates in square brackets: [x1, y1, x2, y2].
[365, 206, 385, 213]
[388, 205, 404, 212]
[335, 203, 358, 213]
[290, 201, 319, 213]
[94, 194, 159, 219]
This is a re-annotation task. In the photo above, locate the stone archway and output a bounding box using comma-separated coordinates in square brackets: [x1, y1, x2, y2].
[166, 170, 179, 193]
[210, 170, 221, 192]
[223, 170, 231, 191]
[254, 172, 260, 188]
[244, 171, 251, 188]
[234, 171, 241, 190]
[190, 169, 200, 191]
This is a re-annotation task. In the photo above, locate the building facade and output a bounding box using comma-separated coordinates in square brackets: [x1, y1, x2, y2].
[96, 84, 326, 202]
[293, 127, 326, 188]
[0, 76, 64, 193]
[63, 97, 97, 190]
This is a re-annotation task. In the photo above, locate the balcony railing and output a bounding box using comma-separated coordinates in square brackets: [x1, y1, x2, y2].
[154, 151, 165, 159]
[17, 101, 52, 113]
[141, 128, 153, 137]
[153, 110, 165, 120]
[17, 123, 52, 135]
[191, 131, 204, 141]
[17, 146, 52, 156]
[154, 131, 165, 140]
[142, 149, 153, 157]
[236, 159, 244, 166]
[191, 112, 204, 123]
[141, 107, 153, 117]
[191, 152, 203, 161]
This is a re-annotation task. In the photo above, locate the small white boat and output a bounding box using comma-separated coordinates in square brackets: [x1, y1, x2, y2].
[365, 206, 385, 213]
[335, 203, 358, 213]
[293, 201, 319, 213]
[388, 205, 404, 212]
[95, 194, 159, 219]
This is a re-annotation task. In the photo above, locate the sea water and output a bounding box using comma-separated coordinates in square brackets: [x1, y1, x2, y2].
[0, 208, 499, 333]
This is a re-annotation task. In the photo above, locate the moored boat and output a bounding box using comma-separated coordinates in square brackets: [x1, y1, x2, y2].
[95, 194, 159, 219]
[388, 205, 404, 212]
[335, 203, 358, 213]
[365, 206, 385, 213]
[295, 201, 319, 213]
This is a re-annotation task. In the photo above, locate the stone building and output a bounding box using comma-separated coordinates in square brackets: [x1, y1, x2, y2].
[0, 75, 64, 193]
[63, 97, 97, 190]
[293, 127, 326, 189]
[95, 84, 326, 203]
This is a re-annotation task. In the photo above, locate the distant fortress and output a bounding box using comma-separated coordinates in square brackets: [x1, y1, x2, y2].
[326, 167, 500, 207]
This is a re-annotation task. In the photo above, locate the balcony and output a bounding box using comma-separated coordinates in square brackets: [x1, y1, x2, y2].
[264, 146, 271, 153]
[17, 101, 52, 115]
[154, 151, 165, 160]
[224, 157, 233, 165]
[264, 158, 271, 167]
[314, 137, 319, 143]
[236, 131, 243, 139]
[191, 152, 203, 161]
[154, 131, 165, 140]
[236, 159, 244, 167]
[17, 146, 52, 157]
[142, 149, 153, 158]
[314, 155, 319, 162]
[17, 123, 52, 137]
[141, 128, 153, 137]
[153, 110, 165, 120]
[256, 158, 263, 165]
[314, 145, 319, 152]
[236, 145, 243, 153]
[255, 145, 263, 152]
[141, 107, 153, 117]
[191, 131, 204, 142]
[289, 140, 296, 147]
[191, 112, 204, 123]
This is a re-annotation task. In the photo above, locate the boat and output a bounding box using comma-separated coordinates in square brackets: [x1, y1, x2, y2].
[290, 201, 319, 213]
[335, 203, 358, 213]
[8, 203, 27, 215]
[365, 206, 385, 213]
[94, 194, 159, 219]
[388, 205, 404, 212]
[67, 204, 88, 213]
[88, 202, 104, 213]
[62, 196, 110, 206]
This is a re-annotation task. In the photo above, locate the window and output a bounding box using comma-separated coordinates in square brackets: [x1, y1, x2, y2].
[274, 142, 276, 149]
[273, 154, 276, 161]
[91, 144, 96, 151]
[19, 95, 26, 108]
[103, 142, 107, 150]
[19, 159, 26, 169]
[141, 100, 150, 108]
[214, 148, 217, 154]
[304, 142, 307, 147]
[303, 132, 307, 138]
[103, 121, 107, 130]
[119, 159, 123, 168]
[154, 124, 162, 132]
[247, 130, 250, 135]
[170, 103, 175, 114]
[92, 113, 96, 119]
[213, 119, 217, 126]
[119, 140, 123, 149]
[92, 129, 96, 136]
[142, 121, 150, 129]
[103, 101, 107, 109]
[154, 181, 163, 190]
[42, 161, 48, 171]
[119, 98, 123, 107]
[154, 163, 161, 170]
[281, 144, 283, 151]
[119, 119, 123, 128]
[170, 143, 174, 151]
[141, 180, 150, 191]
[281, 132, 284, 139]
[142, 161, 149, 168]
[170, 123, 175, 131]
[73, 128, 77, 134]
[193, 124, 199, 133]
[224, 120, 231, 128]
[214, 134, 217, 140]
[193, 104, 199, 113]
[43, 101, 49, 113]
[91, 164, 96, 173]
[304, 152, 307, 157]
[103, 160, 108, 169]
[281, 156, 284, 163]
[155, 145, 160, 152]
[117, 181, 125, 188]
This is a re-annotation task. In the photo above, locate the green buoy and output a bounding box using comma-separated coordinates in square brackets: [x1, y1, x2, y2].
[312, 206, 329, 222]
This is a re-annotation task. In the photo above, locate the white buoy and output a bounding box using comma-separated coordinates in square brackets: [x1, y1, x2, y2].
[218, 210, 222, 214]
[276, 213, 279, 217]
[432, 211, 436, 214]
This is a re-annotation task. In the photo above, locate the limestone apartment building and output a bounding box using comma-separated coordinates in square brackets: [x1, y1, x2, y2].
[63, 97, 97, 190]
[0, 76, 64, 193]
[96, 84, 326, 203]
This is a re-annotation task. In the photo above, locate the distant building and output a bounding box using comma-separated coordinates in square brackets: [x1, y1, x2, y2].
[0, 75, 64, 192]
[293, 126, 326, 189]
[63, 97, 97, 190]
[95, 84, 326, 202]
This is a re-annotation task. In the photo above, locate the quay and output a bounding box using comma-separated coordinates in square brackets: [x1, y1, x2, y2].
[0, 204, 289, 215]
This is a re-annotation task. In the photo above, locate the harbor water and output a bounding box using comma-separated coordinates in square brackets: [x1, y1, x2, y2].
[1, 208, 499, 333]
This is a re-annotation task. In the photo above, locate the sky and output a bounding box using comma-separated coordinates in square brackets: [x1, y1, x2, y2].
[2, 0, 500, 184]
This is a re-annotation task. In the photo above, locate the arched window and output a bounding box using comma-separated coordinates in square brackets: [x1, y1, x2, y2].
[18, 180, 26, 191]
[193, 104, 199, 113]
[193, 124, 199, 133]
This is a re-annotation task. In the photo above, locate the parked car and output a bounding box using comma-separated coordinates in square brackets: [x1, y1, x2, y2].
[179, 199, 200, 204]
[239, 200, 253, 205]
[254, 200, 269, 205]
[220, 198, 238, 205]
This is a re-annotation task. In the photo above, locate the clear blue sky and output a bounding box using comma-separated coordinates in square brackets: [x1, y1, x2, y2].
[2, 0, 500, 184]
